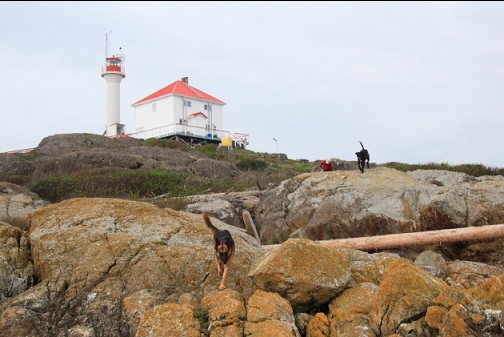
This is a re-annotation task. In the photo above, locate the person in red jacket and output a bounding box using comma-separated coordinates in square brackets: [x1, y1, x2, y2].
[319, 159, 333, 172]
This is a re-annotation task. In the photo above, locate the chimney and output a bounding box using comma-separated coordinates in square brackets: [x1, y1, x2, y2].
[181, 77, 188, 84]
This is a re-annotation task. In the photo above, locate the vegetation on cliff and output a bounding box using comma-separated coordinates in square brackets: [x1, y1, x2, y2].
[1, 136, 503, 207]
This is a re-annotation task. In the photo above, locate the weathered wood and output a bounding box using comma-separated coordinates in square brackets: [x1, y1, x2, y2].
[151, 190, 264, 201]
[262, 224, 504, 251]
[243, 210, 261, 244]
[182, 190, 263, 202]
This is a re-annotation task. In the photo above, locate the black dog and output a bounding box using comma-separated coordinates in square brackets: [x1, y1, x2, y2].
[203, 212, 235, 290]
[355, 141, 370, 173]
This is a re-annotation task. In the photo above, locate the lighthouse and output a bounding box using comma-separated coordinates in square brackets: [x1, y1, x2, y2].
[101, 34, 125, 137]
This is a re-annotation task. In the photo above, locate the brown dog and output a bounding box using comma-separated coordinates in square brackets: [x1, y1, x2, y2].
[203, 212, 235, 290]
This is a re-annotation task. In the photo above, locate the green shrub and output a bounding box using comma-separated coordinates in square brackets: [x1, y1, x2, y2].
[0, 174, 31, 186]
[384, 162, 504, 177]
[15, 152, 37, 161]
[236, 157, 269, 171]
[192, 307, 210, 336]
[190, 143, 229, 160]
[272, 160, 311, 173]
[145, 138, 190, 151]
[29, 168, 188, 203]
[27, 167, 248, 204]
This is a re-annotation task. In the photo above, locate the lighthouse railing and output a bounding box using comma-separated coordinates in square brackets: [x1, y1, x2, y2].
[130, 124, 249, 147]
[101, 66, 125, 73]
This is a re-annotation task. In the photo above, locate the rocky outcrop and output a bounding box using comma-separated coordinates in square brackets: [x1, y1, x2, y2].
[0, 182, 49, 225]
[0, 154, 36, 177]
[254, 168, 504, 247]
[311, 158, 378, 172]
[1, 160, 504, 337]
[244, 289, 300, 337]
[27, 133, 244, 180]
[0, 223, 34, 300]
[0, 198, 502, 336]
[249, 239, 351, 313]
[180, 190, 263, 229]
[0, 198, 263, 337]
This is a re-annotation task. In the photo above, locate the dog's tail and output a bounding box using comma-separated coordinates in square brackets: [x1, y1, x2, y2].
[359, 141, 365, 150]
[203, 211, 219, 234]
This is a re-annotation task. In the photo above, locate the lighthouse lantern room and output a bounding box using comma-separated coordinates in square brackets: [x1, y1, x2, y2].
[101, 32, 125, 137]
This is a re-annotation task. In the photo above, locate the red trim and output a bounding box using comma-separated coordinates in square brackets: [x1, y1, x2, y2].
[187, 111, 208, 118]
[131, 80, 225, 106]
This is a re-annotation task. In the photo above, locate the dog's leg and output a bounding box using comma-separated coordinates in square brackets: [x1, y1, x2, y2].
[214, 254, 223, 278]
[220, 263, 231, 290]
[219, 247, 234, 290]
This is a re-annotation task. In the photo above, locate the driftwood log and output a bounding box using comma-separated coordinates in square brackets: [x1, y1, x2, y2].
[153, 190, 264, 202]
[262, 224, 504, 251]
[243, 210, 261, 243]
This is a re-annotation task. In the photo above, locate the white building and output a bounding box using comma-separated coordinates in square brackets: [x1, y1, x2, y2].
[131, 77, 233, 143]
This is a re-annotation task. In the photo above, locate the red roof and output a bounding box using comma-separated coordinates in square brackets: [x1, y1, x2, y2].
[187, 111, 208, 118]
[132, 79, 225, 106]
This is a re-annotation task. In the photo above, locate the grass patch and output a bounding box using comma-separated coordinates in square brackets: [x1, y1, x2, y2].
[272, 160, 312, 173]
[145, 138, 190, 152]
[0, 174, 31, 186]
[27, 167, 249, 204]
[29, 168, 188, 203]
[236, 157, 269, 171]
[15, 152, 37, 161]
[384, 162, 504, 177]
[192, 307, 210, 336]
[190, 143, 229, 161]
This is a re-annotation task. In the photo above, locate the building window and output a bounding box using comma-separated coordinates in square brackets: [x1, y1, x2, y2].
[179, 119, 187, 125]
[184, 101, 192, 107]
[152, 103, 156, 112]
[204, 104, 208, 110]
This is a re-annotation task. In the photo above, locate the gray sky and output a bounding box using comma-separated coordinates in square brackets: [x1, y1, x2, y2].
[1, 1, 504, 167]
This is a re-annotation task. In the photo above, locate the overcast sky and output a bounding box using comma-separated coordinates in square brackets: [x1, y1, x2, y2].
[1, 2, 504, 167]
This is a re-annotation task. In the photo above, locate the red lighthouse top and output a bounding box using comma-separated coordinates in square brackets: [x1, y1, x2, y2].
[103, 55, 124, 73]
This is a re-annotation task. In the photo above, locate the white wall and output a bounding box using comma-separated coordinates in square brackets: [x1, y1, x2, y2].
[134, 94, 225, 137]
[134, 96, 175, 132]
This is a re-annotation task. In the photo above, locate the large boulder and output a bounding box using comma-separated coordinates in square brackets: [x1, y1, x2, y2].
[182, 198, 244, 228]
[244, 289, 301, 337]
[248, 239, 351, 313]
[254, 168, 504, 245]
[0, 198, 264, 337]
[0, 223, 34, 300]
[0, 182, 49, 225]
[327, 282, 378, 337]
[135, 303, 200, 337]
[201, 288, 246, 336]
[367, 259, 447, 336]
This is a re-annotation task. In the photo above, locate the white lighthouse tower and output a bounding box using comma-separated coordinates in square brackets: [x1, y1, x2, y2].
[101, 32, 125, 137]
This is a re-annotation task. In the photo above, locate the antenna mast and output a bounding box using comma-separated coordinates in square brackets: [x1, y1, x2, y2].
[103, 28, 112, 58]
